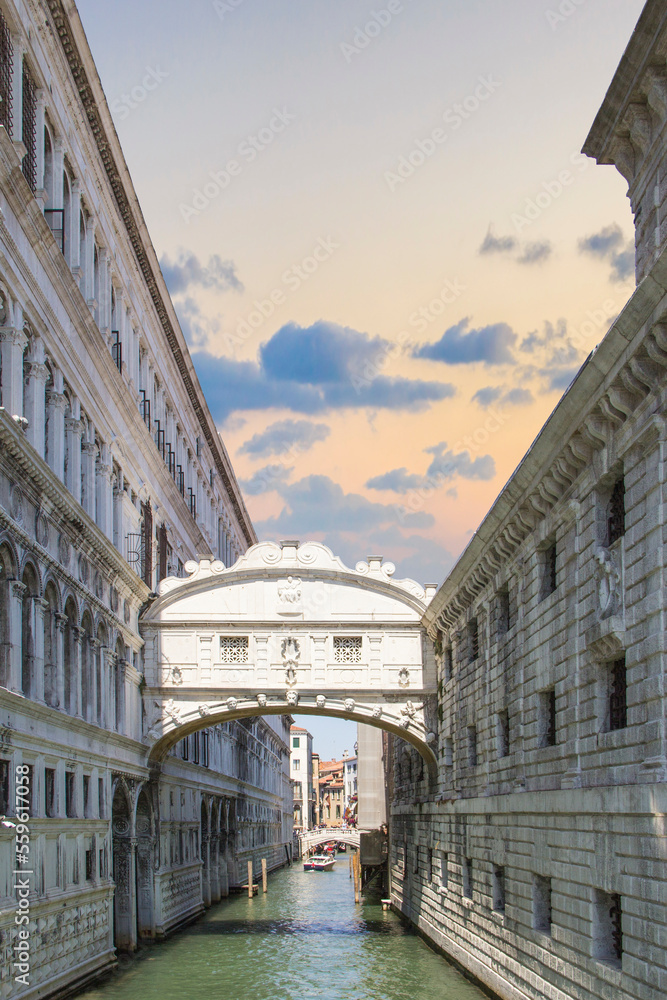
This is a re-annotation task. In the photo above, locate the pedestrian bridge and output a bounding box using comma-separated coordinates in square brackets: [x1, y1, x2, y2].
[299, 828, 363, 855]
[140, 541, 439, 779]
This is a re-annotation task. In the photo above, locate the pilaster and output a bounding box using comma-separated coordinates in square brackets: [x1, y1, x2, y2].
[0, 326, 28, 416]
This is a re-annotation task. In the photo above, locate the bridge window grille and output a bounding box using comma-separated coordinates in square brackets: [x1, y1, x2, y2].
[463, 857, 473, 899]
[21, 60, 37, 192]
[333, 636, 362, 663]
[493, 865, 506, 913]
[607, 477, 625, 546]
[593, 889, 623, 963]
[539, 688, 557, 748]
[609, 658, 627, 731]
[220, 636, 249, 663]
[533, 875, 552, 934]
[541, 543, 557, 599]
[0, 11, 12, 134]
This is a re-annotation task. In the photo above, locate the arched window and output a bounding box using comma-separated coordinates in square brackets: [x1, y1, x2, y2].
[0, 544, 16, 689]
[81, 610, 93, 723]
[96, 622, 107, 727]
[21, 564, 39, 699]
[63, 170, 71, 264]
[115, 637, 125, 733]
[63, 597, 78, 715]
[43, 582, 59, 708]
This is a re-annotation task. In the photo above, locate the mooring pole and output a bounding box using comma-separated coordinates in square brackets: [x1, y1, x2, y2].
[248, 861, 253, 899]
[262, 858, 268, 894]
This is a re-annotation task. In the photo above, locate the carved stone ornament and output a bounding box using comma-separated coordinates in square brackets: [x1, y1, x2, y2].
[124, 600, 131, 625]
[400, 717, 411, 729]
[316, 695, 326, 709]
[594, 547, 622, 619]
[226, 697, 238, 712]
[35, 510, 49, 547]
[344, 698, 355, 713]
[398, 667, 410, 688]
[426, 732, 437, 745]
[282, 637, 300, 687]
[79, 556, 89, 586]
[402, 701, 417, 719]
[372, 705, 382, 719]
[167, 664, 183, 686]
[9, 484, 23, 525]
[257, 693, 267, 708]
[199, 704, 211, 717]
[164, 700, 182, 725]
[286, 690, 299, 707]
[58, 534, 71, 570]
[277, 576, 302, 615]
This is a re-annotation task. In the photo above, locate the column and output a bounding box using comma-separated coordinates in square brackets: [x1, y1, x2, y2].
[201, 834, 211, 907]
[54, 612, 67, 712]
[10, 35, 24, 146]
[35, 90, 46, 207]
[64, 403, 83, 503]
[24, 344, 49, 458]
[209, 836, 221, 902]
[53, 137, 64, 209]
[106, 651, 117, 732]
[81, 439, 97, 520]
[84, 216, 96, 310]
[96, 443, 113, 539]
[72, 625, 84, 719]
[0, 325, 27, 416]
[98, 248, 110, 334]
[89, 636, 99, 726]
[45, 368, 66, 481]
[32, 597, 48, 704]
[69, 179, 81, 274]
[8, 581, 26, 694]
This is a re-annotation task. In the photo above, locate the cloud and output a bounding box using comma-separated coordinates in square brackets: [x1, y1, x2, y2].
[518, 241, 553, 265]
[192, 321, 456, 419]
[240, 419, 330, 458]
[240, 464, 293, 496]
[365, 443, 496, 494]
[160, 251, 243, 295]
[578, 224, 634, 283]
[472, 385, 534, 408]
[414, 318, 516, 366]
[479, 227, 518, 256]
[174, 296, 220, 349]
[541, 366, 580, 392]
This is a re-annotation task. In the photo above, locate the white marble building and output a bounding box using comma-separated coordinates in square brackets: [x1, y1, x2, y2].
[0, 2, 292, 998]
[390, 4, 667, 1000]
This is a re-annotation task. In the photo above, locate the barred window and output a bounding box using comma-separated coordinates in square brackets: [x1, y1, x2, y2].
[609, 658, 627, 731]
[220, 636, 249, 663]
[333, 636, 362, 663]
[607, 477, 625, 546]
[0, 8, 12, 134]
[22, 59, 37, 193]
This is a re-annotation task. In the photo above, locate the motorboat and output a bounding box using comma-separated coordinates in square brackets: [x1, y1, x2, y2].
[303, 854, 336, 871]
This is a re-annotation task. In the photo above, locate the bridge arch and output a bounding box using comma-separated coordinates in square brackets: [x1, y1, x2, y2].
[140, 541, 439, 782]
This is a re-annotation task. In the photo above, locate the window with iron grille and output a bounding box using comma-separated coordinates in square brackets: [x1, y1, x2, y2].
[333, 636, 362, 663]
[467, 618, 479, 663]
[158, 523, 168, 583]
[607, 477, 625, 546]
[177, 466, 185, 496]
[188, 488, 197, 520]
[141, 501, 153, 587]
[498, 586, 512, 635]
[463, 857, 473, 899]
[609, 658, 627, 731]
[593, 889, 623, 963]
[497, 709, 510, 758]
[539, 688, 557, 748]
[140, 390, 151, 429]
[533, 875, 552, 933]
[111, 331, 122, 371]
[220, 636, 249, 663]
[0, 10, 12, 134]
[541, 543, 557, 599]
[493, 865, 506, 913]
[22, 59, 37, 192]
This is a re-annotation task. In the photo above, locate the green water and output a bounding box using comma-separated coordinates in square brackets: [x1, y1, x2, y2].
[77, 857, 487, 1000]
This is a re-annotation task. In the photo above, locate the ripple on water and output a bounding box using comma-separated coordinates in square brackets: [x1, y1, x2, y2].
[74, 858, 488, 1000]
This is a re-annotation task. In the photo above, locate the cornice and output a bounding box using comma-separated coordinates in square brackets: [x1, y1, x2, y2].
[43, 0, 256, 548]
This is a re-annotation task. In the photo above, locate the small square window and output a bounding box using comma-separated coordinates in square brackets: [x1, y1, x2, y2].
[533, 875, 552, 934]
[220, 636, 249, 663]
[538, 689, 557, 748]
[333, 636, 362, 663]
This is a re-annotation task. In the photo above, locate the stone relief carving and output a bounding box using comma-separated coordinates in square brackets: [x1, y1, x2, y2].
[282, 637, 300, 686]
[316, 695, 326, 709]
[256, 693, 267, 708]
[199, 704, 211, 717]
[286, 690, 299, 707]
[344, 698, 355, 713]
[277, 577, 302, 614]
[372, 705, 382, 719]
[9, 484, 23, 525]
[398, 668, 410, 688]
[594, 547, 622, 619]
[164, 700, 182, 725]
[226, 697, 238, 711]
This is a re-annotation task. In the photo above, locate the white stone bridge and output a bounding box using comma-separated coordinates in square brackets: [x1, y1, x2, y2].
[298, 828, 363, 855]
[140, 541, 439, 779]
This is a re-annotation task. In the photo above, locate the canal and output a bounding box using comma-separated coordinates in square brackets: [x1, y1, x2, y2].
[77, 856, 488, 1000]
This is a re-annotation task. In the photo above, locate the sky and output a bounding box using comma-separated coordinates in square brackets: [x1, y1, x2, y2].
[75, 0, 645, 595]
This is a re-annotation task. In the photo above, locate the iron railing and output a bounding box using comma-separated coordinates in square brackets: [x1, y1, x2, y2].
[140, 390, 151, 429]
[21, 59, 37, 192]
[111, 331, 122, 372]
[0, 10, 12, 134]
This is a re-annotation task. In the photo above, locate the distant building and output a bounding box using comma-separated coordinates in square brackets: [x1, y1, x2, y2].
[319, 758, 346, 827]
[356, 726, 387, 831]
[290, 725, 313, 831]
[343, 752, 358, 824]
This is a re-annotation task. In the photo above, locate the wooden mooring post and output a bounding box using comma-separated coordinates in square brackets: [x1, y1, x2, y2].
[247, 861, 253, 899]
[262, 858, 268, 894]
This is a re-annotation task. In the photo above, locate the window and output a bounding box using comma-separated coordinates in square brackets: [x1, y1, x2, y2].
[498, 586, 512, 635]
[533, 875, 552, 934]
[607, 477, 625, 547]
[593, 890, 623, 964]
[427, 848, 433, 882]
[21, 59, 37, 193]
[444, 738, 453, 768]
[220, 636, 249, 663]
[467, 726, 478, 767]
[463, 857, 473, 899]
[440, 853, 449, 889]
[293, 759, 300, 771]
[98, 778, 105, 819]
[0, 759, 9, 814]
[85, 849, 94, 882]
[608, 658, 627, 731]
[83, 774, 90, 817]
[539, 689, 557, 748]
[333, 636, 362, 663]
[467, 619, 479, 663]
[541, 543, 557, 599]
[293, 737, 300, 749]
[493, 865, 506, 913]
[443, 646, 453, 682]
[45, 768, 56, 818]
[65, 772, 75, 818]
[201, 730, 209, 768]
[497, 710, 510, 758]
[0, 9, 12, 134]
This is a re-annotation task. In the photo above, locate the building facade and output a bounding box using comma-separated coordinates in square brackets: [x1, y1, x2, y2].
[290, 724, 313, 831]
[0, 2, 291, 999]
[343, 752, 357, 823]
[389, 5, 667, 1000]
